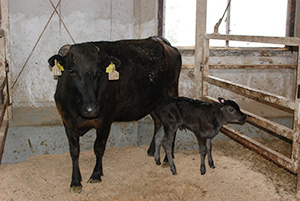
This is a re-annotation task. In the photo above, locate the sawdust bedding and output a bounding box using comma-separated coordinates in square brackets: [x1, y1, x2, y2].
[0, 140, 296, 201]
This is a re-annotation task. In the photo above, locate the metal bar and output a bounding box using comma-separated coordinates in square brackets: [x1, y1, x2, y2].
[48, 0, 76, 44]
[204, 33, 300, 46]
[11, 0, 62, 90]
[209, 64, 297, 69]
[204, 75, 295, 111]
[221, 125, 295, 173]
[204, 96, 294, 140]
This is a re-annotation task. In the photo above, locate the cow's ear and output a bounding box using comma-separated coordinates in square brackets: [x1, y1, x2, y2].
[105, 56, 121, 70]
[218, 97, 226, 105]
[48, 55, 65, 68]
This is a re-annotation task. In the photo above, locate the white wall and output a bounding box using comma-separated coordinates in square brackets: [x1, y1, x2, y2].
[9, 0, 158, 107]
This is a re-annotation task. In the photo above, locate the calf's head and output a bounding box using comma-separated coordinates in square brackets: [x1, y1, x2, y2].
[218, 97, 247, 124]
[48, 44, 120, 118]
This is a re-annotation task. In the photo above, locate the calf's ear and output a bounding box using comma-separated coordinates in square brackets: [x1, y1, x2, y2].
[218, 97, 226, 105]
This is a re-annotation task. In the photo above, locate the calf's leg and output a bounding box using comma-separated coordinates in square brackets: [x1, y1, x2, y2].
[197, 137, 207, 175]
[154, 126, 165, 165]
[147, 111, 161, 156]
[162, 126, 177, 175]
[163, 132, 176, 163]
[65, 125, 82, 192]
[206, 139, 215, 169]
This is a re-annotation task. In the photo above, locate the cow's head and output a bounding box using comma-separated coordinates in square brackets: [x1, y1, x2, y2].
[48, 44, 120, 118]
[218, 97, 247, 124]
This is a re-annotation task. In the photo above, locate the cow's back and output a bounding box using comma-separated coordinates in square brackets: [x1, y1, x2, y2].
[92, 37, 181, 121]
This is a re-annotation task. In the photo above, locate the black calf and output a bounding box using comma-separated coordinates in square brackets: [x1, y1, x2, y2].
[154, 97, 246, 175]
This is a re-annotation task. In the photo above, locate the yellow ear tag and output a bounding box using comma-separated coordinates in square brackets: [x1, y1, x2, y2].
[52, 59, 62, 76]
[57, 62, 64, 71]
[106, 62, 113, 73]
[106, 62, 119, 80]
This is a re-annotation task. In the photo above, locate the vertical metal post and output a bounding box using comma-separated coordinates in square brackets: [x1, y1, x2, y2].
[194, 0, 207, 99]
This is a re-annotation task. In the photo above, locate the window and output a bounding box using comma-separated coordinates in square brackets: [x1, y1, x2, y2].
[164, 0, 288, 47]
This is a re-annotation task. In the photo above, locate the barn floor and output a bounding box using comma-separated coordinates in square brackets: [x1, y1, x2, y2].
[0, 140, 296, 200]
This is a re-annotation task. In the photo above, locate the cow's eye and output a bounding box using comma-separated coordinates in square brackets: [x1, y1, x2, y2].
[69, 69, 77, 77]
[229, 108, 234, 112]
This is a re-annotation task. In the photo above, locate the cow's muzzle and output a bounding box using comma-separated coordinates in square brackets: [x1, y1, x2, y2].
[81, 104, 100, 118]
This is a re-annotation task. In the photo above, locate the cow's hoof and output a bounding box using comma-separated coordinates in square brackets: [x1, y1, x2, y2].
[70, 186, 82, 193]
[87, 178, 102, 184]
[161, 161, 170, 168]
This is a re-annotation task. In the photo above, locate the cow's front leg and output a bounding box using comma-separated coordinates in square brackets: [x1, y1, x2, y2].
[206, 138, 215, 169]
[88, 121, 112, 183]
[197, 137, 207, 175]
[65, 126, 82, 192]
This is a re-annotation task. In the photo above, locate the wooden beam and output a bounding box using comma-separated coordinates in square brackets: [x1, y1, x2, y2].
[209, 64, 297, 69]
[204, 75, 295, 111]
[204, 33, 300, 46]
[0, 109, 8, 164]
[194, 0, 207, 99]
[221, 125, 295, 173]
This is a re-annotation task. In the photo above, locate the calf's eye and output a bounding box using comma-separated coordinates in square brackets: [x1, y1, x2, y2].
[229, 108, 234, 112]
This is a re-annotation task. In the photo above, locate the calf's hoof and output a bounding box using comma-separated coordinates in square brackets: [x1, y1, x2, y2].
[200, 165, 206, 175]
[170, 167, 177, 175]
[147, 149, 155, 157]
[209, 161, 215, 169]
[69, 186, 82, 193]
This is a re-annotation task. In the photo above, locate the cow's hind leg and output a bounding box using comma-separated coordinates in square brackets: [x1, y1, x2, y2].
[88, 121, 112, 183]
[147, 111, 161, 156]
[65, 125, 82, 193]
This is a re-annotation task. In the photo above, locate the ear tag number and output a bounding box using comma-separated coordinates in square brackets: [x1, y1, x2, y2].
[52, 59, 63, 76]
[106, 62, 119, 80]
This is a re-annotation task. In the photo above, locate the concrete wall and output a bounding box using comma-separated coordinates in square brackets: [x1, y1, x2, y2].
[9, 0, 158, 107]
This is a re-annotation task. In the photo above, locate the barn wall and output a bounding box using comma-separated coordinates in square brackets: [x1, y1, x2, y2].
[9, 0, 158, 107]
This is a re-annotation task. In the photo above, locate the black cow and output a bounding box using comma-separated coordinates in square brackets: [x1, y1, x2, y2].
[153, 97, 246, 175]
[48, 37, 181, 192]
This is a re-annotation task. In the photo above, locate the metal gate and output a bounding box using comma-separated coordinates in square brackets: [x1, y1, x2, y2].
[196, 33, 300, 194]
[0, 0, 10, 164]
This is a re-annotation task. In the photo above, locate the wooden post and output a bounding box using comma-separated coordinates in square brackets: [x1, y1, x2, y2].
[194, 0, 207, 99]
[294, 45, 300, 198]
